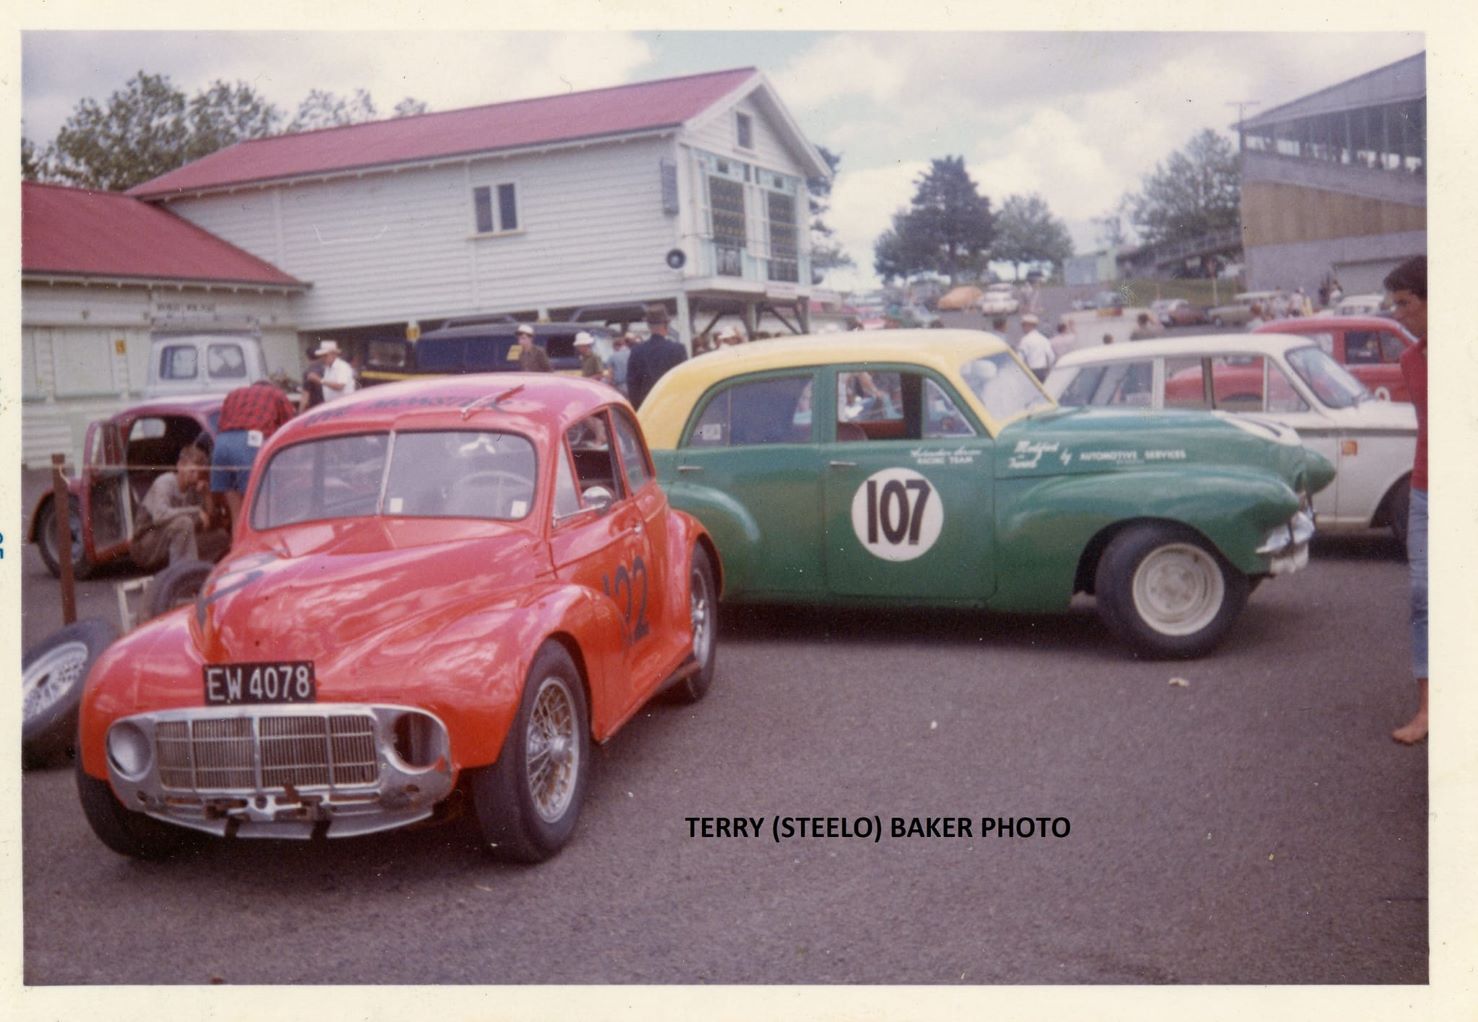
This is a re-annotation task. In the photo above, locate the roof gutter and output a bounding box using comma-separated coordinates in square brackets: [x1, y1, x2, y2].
[23, 271, 308, 293]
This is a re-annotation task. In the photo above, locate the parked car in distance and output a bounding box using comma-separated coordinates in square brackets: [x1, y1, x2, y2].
[1333, 293, 1387, 317]
[75, 374, 719, 862]
[145, 331, 269, 399]
[361, 320, 615, 386]
[28, 396, 226, 579]
[1045, 333, 1416, 543]
[1207, 291, 1279, 327]
[979, 283, 1020, 316]
[638, 330, 1334, 659]
[1153, 298, 1209, 328]
[1255, 316, 1416, 401]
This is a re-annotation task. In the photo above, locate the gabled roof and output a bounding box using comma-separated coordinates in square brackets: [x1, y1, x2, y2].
[1240, 51, 1425, 130]
[22, 181, 304, 289]
[129, 67, 789, 199]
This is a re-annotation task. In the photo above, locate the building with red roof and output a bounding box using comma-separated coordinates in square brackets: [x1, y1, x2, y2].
[22, 67, 830, 465]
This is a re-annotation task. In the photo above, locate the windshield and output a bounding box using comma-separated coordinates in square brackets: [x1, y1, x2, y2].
[958, 353, 1053, 423]
[251, 429, 537, 529]
[1284, 346, 1368, 409]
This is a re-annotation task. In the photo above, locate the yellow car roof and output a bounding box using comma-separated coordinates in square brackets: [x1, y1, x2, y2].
[639, 329, 1014, 449]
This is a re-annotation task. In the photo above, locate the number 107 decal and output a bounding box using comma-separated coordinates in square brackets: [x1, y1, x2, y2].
[849, 467, 944, 562]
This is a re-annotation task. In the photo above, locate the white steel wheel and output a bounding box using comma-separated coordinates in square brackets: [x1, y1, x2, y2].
[1130, 543, 1227, 637]
[526, 675, 581, 824]
[1095, 524, 1249, 659]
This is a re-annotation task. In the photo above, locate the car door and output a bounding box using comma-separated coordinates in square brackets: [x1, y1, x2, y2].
[666, 370, 823, 600]
[548, 410, 657, 714]
[80, 417, 131, 564]
[821, 366, 994, 601]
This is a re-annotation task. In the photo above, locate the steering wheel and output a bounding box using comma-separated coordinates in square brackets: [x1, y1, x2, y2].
[447, 470, 534, 517]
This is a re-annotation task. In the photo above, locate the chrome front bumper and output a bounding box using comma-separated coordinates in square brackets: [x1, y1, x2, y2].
[1256, 509, 1316, 576]
[105, 704, 454, 839]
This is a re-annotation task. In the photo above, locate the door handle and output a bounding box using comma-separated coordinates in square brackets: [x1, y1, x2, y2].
[677, 465, 704, 474]
[828, 460, 858, 468]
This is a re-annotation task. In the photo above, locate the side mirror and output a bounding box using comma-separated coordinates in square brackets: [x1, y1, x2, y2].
[582, 485, 616, 513]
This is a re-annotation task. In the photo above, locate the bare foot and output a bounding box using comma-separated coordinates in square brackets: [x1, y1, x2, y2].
[1392, 713, 1428, 745]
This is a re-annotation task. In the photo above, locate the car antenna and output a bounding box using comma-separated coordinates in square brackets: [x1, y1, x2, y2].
[461, 384, 524, 420]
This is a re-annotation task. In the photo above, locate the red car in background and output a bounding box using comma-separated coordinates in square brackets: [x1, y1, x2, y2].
[28, 396, 226, 578]
[75, 374, 720, 863]
[1255, 316, 1416, 401]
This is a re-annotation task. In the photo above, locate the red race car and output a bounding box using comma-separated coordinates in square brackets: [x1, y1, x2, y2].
[76, 375, 720, 862]
[1255, 316, 1416, 401]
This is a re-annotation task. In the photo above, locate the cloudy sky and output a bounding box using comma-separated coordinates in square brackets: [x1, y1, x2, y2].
[22, 28, 1422, 291]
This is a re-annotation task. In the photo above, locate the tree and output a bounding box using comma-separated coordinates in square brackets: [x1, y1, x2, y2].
[991, 193, 1074, 280]
[1126, 129, 1241, 248]
[871, 156, 993, 284]
[288, 88, 380, 132]
[49, 71, 191, 190]
[183, 80, 285, 161]
[806, 145, 854, 283]
[393, 97, 431, 118]
[22, 136, 53, 181]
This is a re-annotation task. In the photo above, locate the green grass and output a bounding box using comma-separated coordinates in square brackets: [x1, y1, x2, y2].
[1110, 277, 1244, 307]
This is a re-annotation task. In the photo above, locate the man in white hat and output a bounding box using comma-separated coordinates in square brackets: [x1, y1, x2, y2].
[574, 331, 606, 380]
[314, 339, 358, 401]
[515, 323, 552, 372]
[1016, 313, 1055, 381]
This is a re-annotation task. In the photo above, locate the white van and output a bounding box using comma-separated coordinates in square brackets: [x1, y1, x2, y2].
[144, 332, 269, 398]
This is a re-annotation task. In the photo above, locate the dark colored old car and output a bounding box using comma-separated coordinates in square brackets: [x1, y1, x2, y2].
[361, 320, 615, 385]
[28, 396, 224, 578]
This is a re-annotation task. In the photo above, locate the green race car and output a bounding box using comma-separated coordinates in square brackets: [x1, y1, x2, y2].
[638, 330, 1333, 658]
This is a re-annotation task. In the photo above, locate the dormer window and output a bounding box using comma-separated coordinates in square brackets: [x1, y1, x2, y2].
[736, 112, 754, 150]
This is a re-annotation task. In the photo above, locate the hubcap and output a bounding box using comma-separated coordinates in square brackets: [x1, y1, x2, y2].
[526, 676, 579, 823]
[23, 640, 90, 722]
[690, 563, 712, 666]
[1131, 543, 1225, 636]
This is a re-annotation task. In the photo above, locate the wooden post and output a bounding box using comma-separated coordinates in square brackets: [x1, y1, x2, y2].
[52, 453, 76, 626]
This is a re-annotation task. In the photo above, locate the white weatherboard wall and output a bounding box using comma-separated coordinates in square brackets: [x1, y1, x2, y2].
[686, 95, 800, 178]
[20, 282, 298, 468]
[167, 136, 686, 328]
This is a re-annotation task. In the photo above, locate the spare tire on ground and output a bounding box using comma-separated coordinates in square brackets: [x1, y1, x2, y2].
[22, 617, 119, 769]
[144, 558, 214, 621]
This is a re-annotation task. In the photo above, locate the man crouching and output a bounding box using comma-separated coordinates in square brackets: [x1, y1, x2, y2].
[131, 446, 230, 570]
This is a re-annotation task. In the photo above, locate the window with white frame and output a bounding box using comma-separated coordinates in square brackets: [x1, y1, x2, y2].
[736, 112, 754, 150]
[472, 183, 519, 234]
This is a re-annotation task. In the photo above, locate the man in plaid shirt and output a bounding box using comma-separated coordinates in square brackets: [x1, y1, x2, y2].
[210, 378, 297, 526]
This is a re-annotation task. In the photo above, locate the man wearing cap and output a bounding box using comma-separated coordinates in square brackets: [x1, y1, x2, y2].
[626, 304, 687, 408]
[515, 323, 552, 372]
[315, 340, 358, 401]
[575, 332, 606, 380]
[1017, 313, 1055, 381]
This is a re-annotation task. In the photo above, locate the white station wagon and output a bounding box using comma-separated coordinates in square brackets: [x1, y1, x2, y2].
[1044, 333, 1417, 544]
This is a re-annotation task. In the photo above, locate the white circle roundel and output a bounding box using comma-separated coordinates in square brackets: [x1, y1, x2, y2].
[849, 468, 944, 562]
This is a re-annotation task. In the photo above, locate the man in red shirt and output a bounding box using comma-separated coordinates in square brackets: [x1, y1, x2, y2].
[1384, 256, 1427, 745]
[210, 377, 298, 526]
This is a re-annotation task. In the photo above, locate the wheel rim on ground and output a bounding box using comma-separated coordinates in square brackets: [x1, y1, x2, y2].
[1131, 543, 1225, 636]
[525, 676, 579, 823]
[42, 503, 84, 568]
[690, 561, 713, 668]
[23, 640, 90, 723]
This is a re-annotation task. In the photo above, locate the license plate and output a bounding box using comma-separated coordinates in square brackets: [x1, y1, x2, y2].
[203, 662, 316, 705]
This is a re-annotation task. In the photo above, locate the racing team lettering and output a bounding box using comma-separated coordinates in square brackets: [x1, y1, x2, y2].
[850, 468, 943, 562]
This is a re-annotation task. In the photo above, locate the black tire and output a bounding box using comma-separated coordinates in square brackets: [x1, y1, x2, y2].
[76, 764, 204, 860]
[670, 545, 718, 703]
[470, 643, 590, 862]
[144, 559, 214, 620]
[35, 495, 95, 580]
[22, 617, 119, 768]
[1094, 524, 1249, 659]
[1386, 477, 1411, 549]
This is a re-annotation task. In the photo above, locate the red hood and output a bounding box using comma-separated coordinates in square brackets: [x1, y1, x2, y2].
[194, 518, 550, 667]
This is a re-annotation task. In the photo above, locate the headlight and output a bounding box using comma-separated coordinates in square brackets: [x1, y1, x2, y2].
[107, 721, 153, 779]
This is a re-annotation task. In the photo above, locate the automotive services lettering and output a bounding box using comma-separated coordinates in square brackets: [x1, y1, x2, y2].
[684, 815, 1071, 842]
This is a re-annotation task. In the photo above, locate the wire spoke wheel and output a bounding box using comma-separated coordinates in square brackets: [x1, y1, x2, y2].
[526, 676, 579, 824]
[23, 641, 90, 724]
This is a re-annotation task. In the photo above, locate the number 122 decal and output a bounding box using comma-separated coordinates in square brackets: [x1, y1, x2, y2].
[850, 468, 944, 562]
[603, 556, 650, 645]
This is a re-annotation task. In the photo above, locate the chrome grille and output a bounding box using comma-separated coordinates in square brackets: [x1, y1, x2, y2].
[155, 713, 379, 793]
